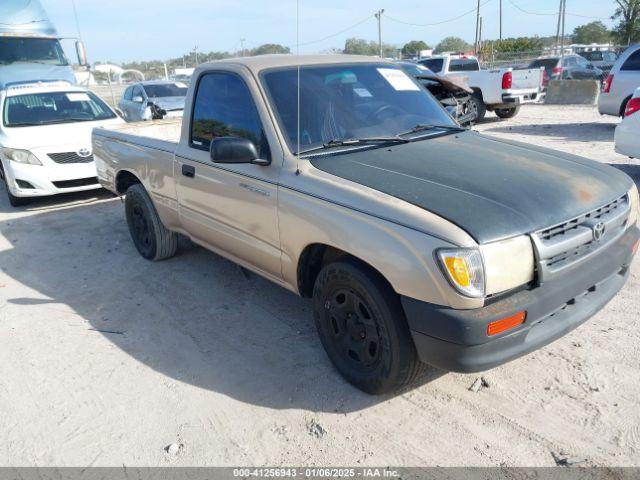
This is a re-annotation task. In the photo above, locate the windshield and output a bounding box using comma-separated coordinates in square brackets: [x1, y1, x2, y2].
[143, 83, 188, 98]
[3, 91, 117, 127]
[262, 63, 455, 154]
[0, 38, 68, 66]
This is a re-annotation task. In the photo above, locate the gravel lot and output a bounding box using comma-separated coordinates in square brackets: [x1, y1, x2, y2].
[1, 105, 639, 467]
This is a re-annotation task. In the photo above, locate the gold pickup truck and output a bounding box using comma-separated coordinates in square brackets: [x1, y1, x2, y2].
[93, 55, 639, 394]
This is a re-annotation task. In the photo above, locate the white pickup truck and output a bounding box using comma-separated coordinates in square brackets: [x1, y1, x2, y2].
[419, 55, 544, 120]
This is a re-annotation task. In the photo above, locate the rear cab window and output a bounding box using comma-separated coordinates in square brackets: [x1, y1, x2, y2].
[448, 59, 480, 72]
[419, 58, 444, 73]
[189, 72, 270, 159]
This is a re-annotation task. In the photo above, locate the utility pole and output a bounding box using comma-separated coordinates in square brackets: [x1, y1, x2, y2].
[193, 46, 199, 66]
[499, 0, 502, 42]
[555, 0, 563, 52]
[478, 17, 483, 57]
[375, 9, 384, 58]
[560, 0, 566, 63]
[240, 38, 246, 57]
[474, 0, 481, 54]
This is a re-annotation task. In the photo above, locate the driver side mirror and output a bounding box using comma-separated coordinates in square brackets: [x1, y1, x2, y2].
[210, 137, 270, 165]
[75, 41, 88, 67]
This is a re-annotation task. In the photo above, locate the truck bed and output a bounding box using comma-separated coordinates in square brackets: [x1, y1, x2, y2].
[93, 117, 182, 150]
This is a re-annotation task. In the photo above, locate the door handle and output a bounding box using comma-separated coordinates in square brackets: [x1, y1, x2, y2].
[182, 164, 195, 178]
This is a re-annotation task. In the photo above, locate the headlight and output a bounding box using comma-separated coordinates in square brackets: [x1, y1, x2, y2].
[480, 235, 535, 295]
[2, 148, 41, 165]
[437, 248, 485, 298]
[628, 183, 639, 227]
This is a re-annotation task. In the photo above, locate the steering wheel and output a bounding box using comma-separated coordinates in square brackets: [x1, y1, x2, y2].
[367, 104, 403, 122]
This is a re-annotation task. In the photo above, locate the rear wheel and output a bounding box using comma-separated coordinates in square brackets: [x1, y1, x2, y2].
[312, 259, 423, 394]
[467, 93, 486, 123]
[124, 184, 177, 261]
[495, 105, 521, 119]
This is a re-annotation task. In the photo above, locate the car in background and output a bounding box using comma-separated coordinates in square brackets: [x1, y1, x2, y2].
[529, 55, 603, 84]
[578, 50, 618, 71]
[397, 61, 476, 124]
[599, 45, 640, 117]
[615, 87, 640, 159]
[419, 55, 543, 121]
[118, 81, 188, 122]
[0, 81, 123, 206]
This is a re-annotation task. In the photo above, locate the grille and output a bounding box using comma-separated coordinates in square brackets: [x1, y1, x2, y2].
[52, 177, 99, 189]
[532, 194, 630, 279]
[48, 152, 94, 164]
[538, 196, 627, 241]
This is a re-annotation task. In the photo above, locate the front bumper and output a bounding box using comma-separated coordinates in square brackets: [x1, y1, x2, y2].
[3, 159, 101, 198]
[403, 225, 639, 373]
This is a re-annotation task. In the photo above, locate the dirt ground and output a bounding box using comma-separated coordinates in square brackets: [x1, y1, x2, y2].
[0, 105, 639, 467]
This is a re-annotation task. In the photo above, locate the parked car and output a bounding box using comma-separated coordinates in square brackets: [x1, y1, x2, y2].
[577, 50, 618, 70]
[529, 55, 603, 84]
[615, 86, 640, 158]
[599, 44, 640, 117]
[419, 55, 543, 121]
[0, 80, 123, 206]
[397, 61, 476, 124]
[118, 81, 188, 122]
[94, 55, 639, 394]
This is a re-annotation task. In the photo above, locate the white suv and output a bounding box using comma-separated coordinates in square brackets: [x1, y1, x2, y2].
[0, 81, 123, 206]
[599, 44, 640, 117]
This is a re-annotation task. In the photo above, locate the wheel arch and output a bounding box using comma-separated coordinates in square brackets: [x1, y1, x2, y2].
[115, 169, 142, 195]
[296, 243, 394, 299]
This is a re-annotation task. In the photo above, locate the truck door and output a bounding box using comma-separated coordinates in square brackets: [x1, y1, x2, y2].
[174, 70, 283, 281]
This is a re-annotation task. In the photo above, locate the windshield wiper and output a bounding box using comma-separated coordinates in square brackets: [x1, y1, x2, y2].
[399, 124, 467, 137]
[298, 136, 409, 155]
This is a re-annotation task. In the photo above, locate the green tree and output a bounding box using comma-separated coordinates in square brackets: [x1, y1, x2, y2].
[401, 40, 429, 56]
[573, 21, 611, 44]
[250, 44, 291, 56]
[434, 37, 472, 54]
[343, 38, 398, 58]
[612, 0, 640, 45]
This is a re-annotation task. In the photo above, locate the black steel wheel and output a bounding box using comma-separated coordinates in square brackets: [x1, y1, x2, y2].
[124, 184, 177, 261]
[313, 259, 424, 394]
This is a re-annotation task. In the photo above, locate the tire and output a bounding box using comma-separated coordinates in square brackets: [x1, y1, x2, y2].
[312, 259, 424, 394]
[467, 93, 486, 123]
[495, 105, 521, 119]
[0, 165, 30, 207]
[124, 184, 177, 261]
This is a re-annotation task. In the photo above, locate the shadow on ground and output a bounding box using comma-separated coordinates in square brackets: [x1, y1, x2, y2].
[0, 183, 444, 413]
[482, 122, 618, 143]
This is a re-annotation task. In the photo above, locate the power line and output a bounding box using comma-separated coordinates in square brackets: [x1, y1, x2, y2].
[70, 0, 82, 39]
[507, 0, 607, 20]
[296, 14, 374, 46]
[385, 0, 493, 27]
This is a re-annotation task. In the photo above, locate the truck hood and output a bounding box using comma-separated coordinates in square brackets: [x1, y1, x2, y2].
[309, 131, 633, 244]
[149, 96, 186, 112]
[0, 118, 123, 151]
[0, 63, 77, 86]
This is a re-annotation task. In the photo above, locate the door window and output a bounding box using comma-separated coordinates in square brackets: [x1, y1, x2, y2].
[621, 49, 640, 71]
[190, 72, 269, 159]
[123, 87, 133, 101]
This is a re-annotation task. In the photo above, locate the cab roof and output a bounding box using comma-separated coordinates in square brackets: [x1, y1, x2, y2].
[195, 54, 392, 75]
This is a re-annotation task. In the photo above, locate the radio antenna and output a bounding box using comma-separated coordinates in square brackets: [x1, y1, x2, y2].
[295, 0, 301, 175]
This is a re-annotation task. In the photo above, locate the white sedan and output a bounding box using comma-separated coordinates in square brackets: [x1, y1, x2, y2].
[615, 86, 640, 159]
[0, 81, 123, 206]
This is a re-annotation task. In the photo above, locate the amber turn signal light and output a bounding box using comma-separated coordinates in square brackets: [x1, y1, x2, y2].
[487, 311, 527, 336]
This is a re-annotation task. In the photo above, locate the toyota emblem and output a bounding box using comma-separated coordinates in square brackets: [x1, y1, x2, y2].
[593, 222, 606, 242]
[77, 148, 92, 158]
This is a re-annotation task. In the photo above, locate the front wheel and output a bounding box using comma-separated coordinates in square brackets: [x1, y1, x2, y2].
[1, 165, 30, 207]
[124, 184, 177, 261]
[312, 259, 424, 394]
[495, 105, 521, 119]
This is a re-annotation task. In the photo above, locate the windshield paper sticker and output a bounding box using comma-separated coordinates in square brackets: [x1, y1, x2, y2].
[175, 82, 188, 88]
[353, 87, 373, 97]
[66, 93, 90, 102]
[377, 68, 420, 91]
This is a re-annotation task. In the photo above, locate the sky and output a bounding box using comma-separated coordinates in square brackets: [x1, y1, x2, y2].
[41, 0, 618, 64]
